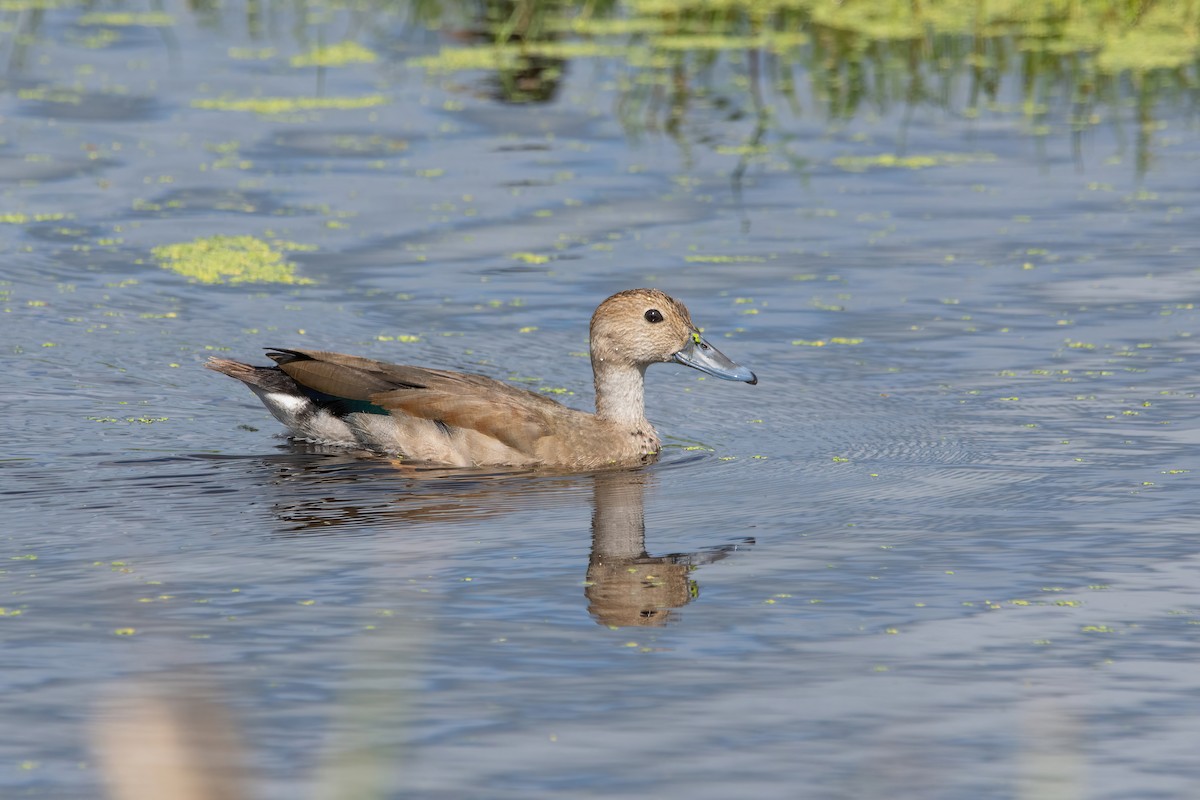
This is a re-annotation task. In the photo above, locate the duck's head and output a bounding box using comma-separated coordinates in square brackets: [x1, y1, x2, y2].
[589, 289, 757, 384]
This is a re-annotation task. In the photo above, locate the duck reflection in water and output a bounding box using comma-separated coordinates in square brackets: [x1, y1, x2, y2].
[261, 450, 752, 627]
[586, 469, 750, 627]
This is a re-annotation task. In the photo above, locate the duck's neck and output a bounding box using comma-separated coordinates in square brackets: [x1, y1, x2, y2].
[593, 359, 650, 428]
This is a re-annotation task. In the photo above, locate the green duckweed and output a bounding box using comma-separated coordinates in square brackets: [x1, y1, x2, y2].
[151, 235, 316, 285]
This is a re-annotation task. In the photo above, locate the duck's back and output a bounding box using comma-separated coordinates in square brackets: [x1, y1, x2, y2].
[208, 349, 652, 468]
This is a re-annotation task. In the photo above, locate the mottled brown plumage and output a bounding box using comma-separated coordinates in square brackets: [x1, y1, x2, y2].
[207, 289, 756, 470]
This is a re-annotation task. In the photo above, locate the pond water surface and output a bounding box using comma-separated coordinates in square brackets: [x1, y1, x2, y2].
[3, 3, 1200, 798]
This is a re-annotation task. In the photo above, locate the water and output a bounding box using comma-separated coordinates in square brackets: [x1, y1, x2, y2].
[3, 2, 1200, 798]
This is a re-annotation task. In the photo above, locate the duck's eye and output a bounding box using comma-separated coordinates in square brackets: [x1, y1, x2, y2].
[644, 309, 664, 324]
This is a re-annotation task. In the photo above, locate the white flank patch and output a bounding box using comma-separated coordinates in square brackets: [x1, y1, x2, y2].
[253, 390, 355, 446]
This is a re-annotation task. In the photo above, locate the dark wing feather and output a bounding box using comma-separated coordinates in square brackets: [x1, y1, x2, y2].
[372, 387, 556, 452]
[265, 348, 571, 450]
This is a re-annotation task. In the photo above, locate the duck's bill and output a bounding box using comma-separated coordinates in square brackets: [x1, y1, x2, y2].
[673, 334, 758, 385]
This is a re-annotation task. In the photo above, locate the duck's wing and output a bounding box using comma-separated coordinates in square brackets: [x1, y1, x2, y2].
[267, 348, 573, 453]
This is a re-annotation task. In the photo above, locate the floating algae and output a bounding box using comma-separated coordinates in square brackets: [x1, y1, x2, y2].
[151, 235, 315, 285]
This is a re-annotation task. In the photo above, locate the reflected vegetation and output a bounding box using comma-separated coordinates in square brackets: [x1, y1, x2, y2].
[252, 451, 751, 626]
[406, 0, 1200, 172]
[4, 0, 1197, 173]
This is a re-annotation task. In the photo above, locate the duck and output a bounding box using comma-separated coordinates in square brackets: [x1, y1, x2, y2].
[207, 288, 756, 470]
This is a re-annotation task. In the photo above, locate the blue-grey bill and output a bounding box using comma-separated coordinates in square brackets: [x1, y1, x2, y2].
[673, 334, 757, 385]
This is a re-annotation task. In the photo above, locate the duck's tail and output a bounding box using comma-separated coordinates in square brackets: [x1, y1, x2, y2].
[206, 357, 298, 394]
[206, 356, 363, 448]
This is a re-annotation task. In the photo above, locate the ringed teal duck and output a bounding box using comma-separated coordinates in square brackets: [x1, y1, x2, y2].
[207, 288, 756, 469]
